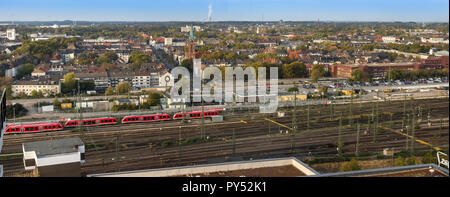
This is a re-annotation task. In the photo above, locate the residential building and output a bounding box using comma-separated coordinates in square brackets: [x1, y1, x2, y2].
[12, 78, 61, 96]
[382, 36, 397, 43]
[6, 28, 15, 40]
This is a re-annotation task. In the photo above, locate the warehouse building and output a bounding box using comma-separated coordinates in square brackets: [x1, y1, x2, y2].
[22, 138, 85, 177]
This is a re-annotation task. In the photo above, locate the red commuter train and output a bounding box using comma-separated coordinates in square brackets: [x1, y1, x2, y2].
[64, 117, 118, 127]
[172, 110, 219, 120]
[4, 122, 63, 134]
[5, 109, 222, 135]
[122, 114, 171, 123]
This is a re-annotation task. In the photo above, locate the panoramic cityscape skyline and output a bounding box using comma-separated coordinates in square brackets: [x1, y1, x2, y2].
[0, 0, 449, 22]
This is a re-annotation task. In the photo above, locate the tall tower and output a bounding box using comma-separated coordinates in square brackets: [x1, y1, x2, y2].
[186, 26, 196, 59]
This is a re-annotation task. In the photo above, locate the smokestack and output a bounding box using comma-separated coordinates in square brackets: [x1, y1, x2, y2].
[208, 4, 213, 22]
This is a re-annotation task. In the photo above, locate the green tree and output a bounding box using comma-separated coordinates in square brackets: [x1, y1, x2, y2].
[340, 159, 361, 172]
[6, 103, 28, 119]
[147, 92, 162, 106]
[386, 69, 405, 81]
[283, 62, 308, 78]
[180, 58, 193, 72]
[30, 90, 38, 98]
[53, 96, 61, 108]
[350, 69, 368, 82]
[77, 57, 90, 65]
[16, 63, 35, 80]
[96, 52, 118, 64]
[311, 64, 325, 83]
[129, 51, 150, 68]
[105, 86, 114, 96]
[63, 72, 76, 94]
[115, 81, 131, 94]
[0, 77, 13, 99]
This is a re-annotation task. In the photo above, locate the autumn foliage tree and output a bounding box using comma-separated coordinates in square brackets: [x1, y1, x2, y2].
[311, 64, 325, 83]
[115, 82, 131, 94]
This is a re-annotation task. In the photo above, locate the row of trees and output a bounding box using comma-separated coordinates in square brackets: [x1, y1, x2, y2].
[105, 81, 132, 95]
[348, 68, 449, 82]
[14, 37, 79, 62]
[386, 68, 448, 81]
[129, 51, 151, 69]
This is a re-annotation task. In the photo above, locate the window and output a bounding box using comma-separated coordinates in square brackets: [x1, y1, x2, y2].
[25, 159, 36, 167]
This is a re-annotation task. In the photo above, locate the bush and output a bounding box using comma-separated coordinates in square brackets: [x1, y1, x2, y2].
[406, 156, 420, 165]
[422, 151, 435, 164]
[6, 104, 28, 119]
[340, 159, 361, 172]
[394, 156, 406, 167]
[161, 140, 174, 148]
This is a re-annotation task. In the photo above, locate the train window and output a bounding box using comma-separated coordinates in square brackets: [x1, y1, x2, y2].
[25, 127, 29, 131]
[6, 128, 10, 132]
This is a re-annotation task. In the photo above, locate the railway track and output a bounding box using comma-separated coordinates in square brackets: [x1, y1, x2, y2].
[1, 98, 448, 176]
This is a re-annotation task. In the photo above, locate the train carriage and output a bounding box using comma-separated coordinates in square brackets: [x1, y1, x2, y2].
[4, 122, 63, 134]
[122, 114, 171, 124]
[172, 110, 219, 120]
[64, 117, 118, 127]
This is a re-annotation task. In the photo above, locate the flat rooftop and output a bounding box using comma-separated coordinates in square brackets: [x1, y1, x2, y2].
[23, 138, 83, 157]
[88, 157, 319, 177]
[172, 165, 306, 177]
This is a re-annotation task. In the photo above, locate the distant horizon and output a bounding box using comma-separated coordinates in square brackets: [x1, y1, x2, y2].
[0, 20, 448, 24]
[0, 0, 448, 23]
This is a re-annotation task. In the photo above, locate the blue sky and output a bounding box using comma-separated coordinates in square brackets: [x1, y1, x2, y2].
[0, 0, 448, 22]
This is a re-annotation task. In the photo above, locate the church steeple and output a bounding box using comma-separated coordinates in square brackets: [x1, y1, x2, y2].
[186, 25, 196, 59]
[189, 25, 195, 40]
